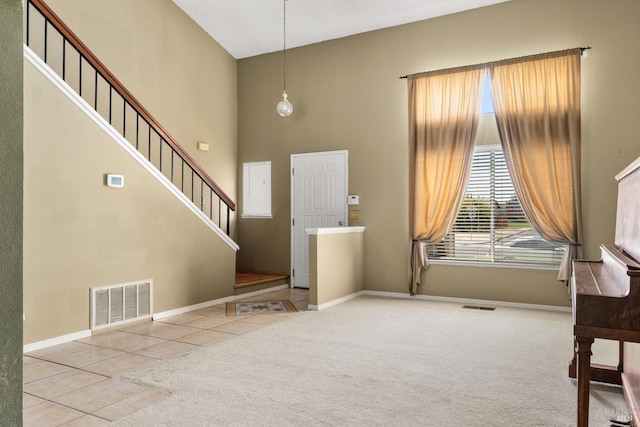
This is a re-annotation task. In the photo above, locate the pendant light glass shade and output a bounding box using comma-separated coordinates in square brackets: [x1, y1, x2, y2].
[277, 91, 293, 117]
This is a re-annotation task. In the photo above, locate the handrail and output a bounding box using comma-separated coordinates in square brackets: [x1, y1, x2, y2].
[27, 0, 236, 212]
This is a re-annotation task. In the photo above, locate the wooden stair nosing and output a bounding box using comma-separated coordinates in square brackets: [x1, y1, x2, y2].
[234, 274, 289, 289]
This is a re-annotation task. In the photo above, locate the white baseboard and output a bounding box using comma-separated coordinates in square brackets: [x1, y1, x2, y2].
[362, 290, 572, 313]
[24, 286, 569, 353]
[308, 290, 366, 311]
[25, 285, 293, 352]
[23, 329, 92, 354]
[153, 284, 291, 320]
[306, 289, 570, 313]
[153, 295, 236, 320]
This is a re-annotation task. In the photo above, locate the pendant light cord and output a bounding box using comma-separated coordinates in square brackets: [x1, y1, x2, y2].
[282, 0, 287, 92]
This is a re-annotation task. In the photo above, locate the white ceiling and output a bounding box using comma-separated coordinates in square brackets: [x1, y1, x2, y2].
[172, 0, 512, 59]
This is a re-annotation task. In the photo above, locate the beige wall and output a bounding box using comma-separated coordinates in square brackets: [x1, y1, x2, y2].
[309, 230, 365, 307]
[237, 0, 640, 306]
[23, 59, 236, 344]
[44, 0, 238, 237]
[23, 0, 239, 344]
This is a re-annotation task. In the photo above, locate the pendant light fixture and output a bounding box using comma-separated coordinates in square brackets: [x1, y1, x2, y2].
[276, 0, 293, 117]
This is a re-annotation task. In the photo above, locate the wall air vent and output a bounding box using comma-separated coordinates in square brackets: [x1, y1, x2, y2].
[91, 279, 152, 331]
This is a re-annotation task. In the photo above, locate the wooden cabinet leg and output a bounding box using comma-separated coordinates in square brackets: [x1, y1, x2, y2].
[576, 336, 594, 427]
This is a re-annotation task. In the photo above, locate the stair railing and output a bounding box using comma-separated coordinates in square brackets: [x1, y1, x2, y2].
[25, 0, 235, 235]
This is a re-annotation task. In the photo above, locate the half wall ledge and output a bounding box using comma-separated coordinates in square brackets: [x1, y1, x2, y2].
[307, 227, 365, 310]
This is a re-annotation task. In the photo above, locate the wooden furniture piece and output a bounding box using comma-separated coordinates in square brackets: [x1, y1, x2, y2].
[569, 156, 640, 427]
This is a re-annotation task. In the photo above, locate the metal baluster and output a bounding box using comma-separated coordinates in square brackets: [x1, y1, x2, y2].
[44, 20, 48, 63]
[62, 39, 66, 80]
[135, 113, 139, 150]
[108, 86, 112, 124]
[94, 70, 98, 110]
[78, 55, 82, 96]
[159, 138, 163, 174]
[26, 1, 30, 47]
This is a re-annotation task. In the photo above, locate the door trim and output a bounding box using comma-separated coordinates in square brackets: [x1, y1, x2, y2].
[290, 150, 348, 288]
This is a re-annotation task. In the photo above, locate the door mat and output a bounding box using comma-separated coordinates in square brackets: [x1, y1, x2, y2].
[226, 300, 298, 316]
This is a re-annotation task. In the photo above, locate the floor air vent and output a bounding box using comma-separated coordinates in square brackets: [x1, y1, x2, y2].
[91, 280, 153, 331]
[462, 305, 496, 311]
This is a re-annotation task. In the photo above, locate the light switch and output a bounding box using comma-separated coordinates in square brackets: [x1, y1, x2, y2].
[350, 210, 361, 220]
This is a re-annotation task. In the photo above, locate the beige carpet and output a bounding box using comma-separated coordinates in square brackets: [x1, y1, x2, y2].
[112, 295, 628, 426]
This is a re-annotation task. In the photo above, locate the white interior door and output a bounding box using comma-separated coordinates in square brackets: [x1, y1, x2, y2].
[290, 150, 348, 288]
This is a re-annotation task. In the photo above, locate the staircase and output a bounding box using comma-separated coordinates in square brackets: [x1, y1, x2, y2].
[24, 0, 236, 241]
[235, 272, 290, 296]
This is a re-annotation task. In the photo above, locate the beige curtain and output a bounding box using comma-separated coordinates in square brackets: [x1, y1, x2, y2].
[488, 49, 583, 282]
[409, 67, 484, 295]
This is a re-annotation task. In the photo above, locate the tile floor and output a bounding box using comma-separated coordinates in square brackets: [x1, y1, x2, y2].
[23, 287, 309, 426]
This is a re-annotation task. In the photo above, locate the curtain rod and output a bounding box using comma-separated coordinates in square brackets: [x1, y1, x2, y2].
[398, 47, 591, 79]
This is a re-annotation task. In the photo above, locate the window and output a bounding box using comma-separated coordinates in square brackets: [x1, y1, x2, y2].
[480, 72, 494, 114]
[426, 146, 566, 267]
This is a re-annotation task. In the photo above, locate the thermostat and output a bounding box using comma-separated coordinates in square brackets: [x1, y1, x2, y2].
[106, 174, 124, 188]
